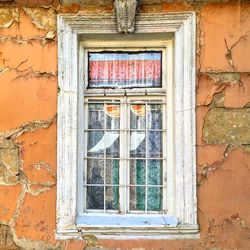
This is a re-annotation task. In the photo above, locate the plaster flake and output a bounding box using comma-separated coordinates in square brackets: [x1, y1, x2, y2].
[210, 90, 225, 108]
[0, 8, 18, 29]
[23, 7, 56, 31]
[206, 72, 241, 85]
[203, 108, 250, 145]
[27, 183, 54, 196]
[0, 118, 55, 139]
[197, 74, 226, 107]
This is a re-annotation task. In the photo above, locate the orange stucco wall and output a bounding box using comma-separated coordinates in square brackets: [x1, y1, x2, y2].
[0, 1, 250, 249]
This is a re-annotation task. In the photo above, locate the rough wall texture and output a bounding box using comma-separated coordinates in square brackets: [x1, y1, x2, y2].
[0, 0, 250, 249]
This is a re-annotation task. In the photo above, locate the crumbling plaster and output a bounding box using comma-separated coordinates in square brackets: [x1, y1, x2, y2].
[0, 0, 249, 249]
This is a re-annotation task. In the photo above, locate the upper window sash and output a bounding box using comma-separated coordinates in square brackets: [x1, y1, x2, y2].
[82, 45, 169, 96]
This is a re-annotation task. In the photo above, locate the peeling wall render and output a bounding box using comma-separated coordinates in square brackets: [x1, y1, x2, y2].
[0, 0, 250, 249]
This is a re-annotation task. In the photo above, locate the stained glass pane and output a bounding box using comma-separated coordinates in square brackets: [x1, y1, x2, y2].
[88, 51, 162, 88]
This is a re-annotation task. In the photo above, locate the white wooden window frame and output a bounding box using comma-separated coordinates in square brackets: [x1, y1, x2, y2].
[56, 12, 197, 239]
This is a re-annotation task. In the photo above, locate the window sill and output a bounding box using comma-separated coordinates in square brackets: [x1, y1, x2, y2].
[76, 213, 178, 227]
[56, 214, 199, 240]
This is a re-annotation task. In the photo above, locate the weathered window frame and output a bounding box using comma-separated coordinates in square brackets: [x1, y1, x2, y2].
[56, 12, 197, 239]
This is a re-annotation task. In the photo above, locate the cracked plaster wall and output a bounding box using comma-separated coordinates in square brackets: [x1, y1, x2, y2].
[0, 0, 250, 249]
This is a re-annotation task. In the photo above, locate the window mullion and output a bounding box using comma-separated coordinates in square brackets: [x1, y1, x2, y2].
[119, 98, 127, 213]
[104, 101, 107, 213]
[162, 100, 168, 212]
[83, 101, 89, 213]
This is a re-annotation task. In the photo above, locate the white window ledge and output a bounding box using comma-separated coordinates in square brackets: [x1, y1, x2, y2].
[76, 214, 178, 227]
[57, 214, 199, 239]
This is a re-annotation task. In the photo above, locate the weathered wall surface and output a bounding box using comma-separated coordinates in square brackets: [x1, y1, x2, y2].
[0, 0, 249, 249]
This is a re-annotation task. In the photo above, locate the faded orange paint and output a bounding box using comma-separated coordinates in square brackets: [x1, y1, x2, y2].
[197, 74, 226, 106]
[15, 187, 57, 243]
[197, 144, 227, 166]
[0, 184, 22, 222]
[0, 1, 249, 249]
[0, 74, 57, 131]
[224, 75, 250, 108]
[16, 123, 56, 184]
[0, 41, 57, 73]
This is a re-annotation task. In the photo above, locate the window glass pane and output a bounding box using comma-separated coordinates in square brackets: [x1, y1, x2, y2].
[130, 160, 146, 185]
[148, 104, 162, 129]
[86, 159, 104, 209]
[105, 134, 120, 158]
[106, 160, 119, 185]
[130, 187, 145, 211]
[105, 104, 120, 129]
[130, 104, 146, 129]
[147, 187, 162, 211]
[87, 159, 104, 184]
[106, 186, 119, 210]
[88, 51, 162, 88]
[148, 160, 162, 185]
[148, 131, 162, 158]
[87, 131, 105, 157]
[88, 103, 104, 129]
[130, 131, 146, 158]
[87, 186, 104, 210]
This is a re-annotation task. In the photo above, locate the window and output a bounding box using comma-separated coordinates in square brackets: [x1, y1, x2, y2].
[57, 12, 197, 239]
[83, 49, 166, 214]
